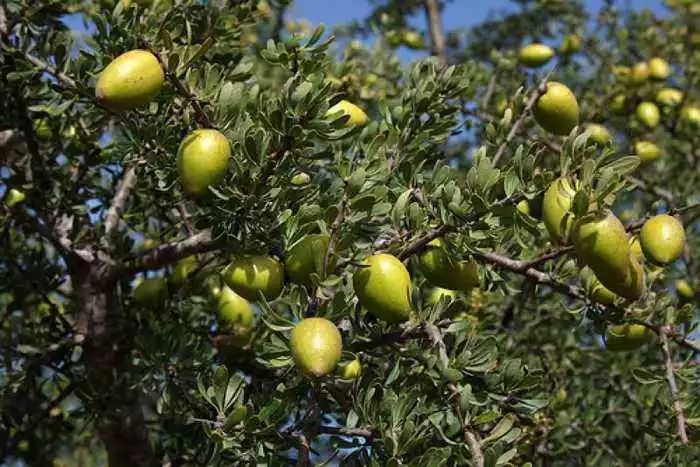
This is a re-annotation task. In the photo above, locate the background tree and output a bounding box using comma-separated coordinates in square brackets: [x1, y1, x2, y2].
[1, 0, 699, 465]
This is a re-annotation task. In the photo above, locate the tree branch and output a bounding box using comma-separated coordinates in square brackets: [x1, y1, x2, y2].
[318, 425, 375, 438]
[660, 327, 689, 444]
[103, 165, 138, 237]
[424, 0, 447, 66]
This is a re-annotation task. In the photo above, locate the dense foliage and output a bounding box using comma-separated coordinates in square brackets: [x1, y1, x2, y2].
[0, 0, 699, 465]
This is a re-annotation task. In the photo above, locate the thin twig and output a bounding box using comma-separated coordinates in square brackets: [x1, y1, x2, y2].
[660, 327, 689, 444]
[103, 165, 138, 237]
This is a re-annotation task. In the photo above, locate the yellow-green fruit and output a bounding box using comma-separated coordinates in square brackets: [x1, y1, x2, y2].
[585, 123, 612, 145]
[558, 34, 582, 55]
[675, 279, 694, 300]
[290, 172, 311, 186]
[648, 57, 671, 80]
[326, 100, 368, 127]
[516, 199, 531, 216]
[605, 324, 652, 351]
[634, 140, 662, 164]
[222, 255, 284, 302]
[95, 50, 164, 111]
[656, 88, 683, 107]
[170, 255, 198, 287]
[285, 234, 332, 286]
[426, 287, 458, 305]
[289, 317, 342, 377]
[133, 277, 168, 306]
[217, 286, 254, 346]
[518, 43, 555, 67]
[629, 236, 645, 264]
[583, 267, 618, 305]
[542, 177, 575, 244]
[533, 82, 579, 135]
[629, 62, 650, 85]
[639, 214, 685, 265]
[572, 211, 644, 300]
[402, 30, 424, 49]
[680, 105, 700, 126]
[613, 65, 631, 78]
[636, 102, 660, 128]
[337, 358, 362, 379]
[177, 129, 231, 197]
[610, 94, 626, 113]
[4, 188, 26, 208]
[386, 30, 402, 48]
[419, 239, 479, 291]
[353, 254, 412, 323]
[35, 119, 52, 140]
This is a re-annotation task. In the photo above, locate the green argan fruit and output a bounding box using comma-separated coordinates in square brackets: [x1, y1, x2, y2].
[518, 43, 555, 67]
[4, 188, 26, 208]
[177, 129, 231, 198]
[34, 119, 52, 140]
[217, 285, 254, 347]
[605, 324, 652, 351]
[584, 123, 613, 145]
[534, 82, 579, 135]
[610, 94, 627, 113]
[634, 140, 662, 164]
[402, 30, 425, 49]
[290, 172, 311, 186]
[572, 210, 644, 300]
[675, 279, 695, 300]
[639, 214, 686, 265]
[95, 50, 164, 111]
[222, 255, 284, 302]
[326, 100, 368, 127]
[636, 102, 660, 128]
[337, 358, 362, 379]
[558, 34, 582, 55]
[542, 177, 576, 244]
[516, 199, 531, 216]
[656, 88, 683, 107]
[629, 62, 650, 85]
[680, 105, 700, 127]
[648, 57, 671, 80]
[583, 267, 617, 305]
[170, 255, 198, 287]
[629, 236, 645, 264]
[133, 277, 168, 306]
[419, 239, 479, 291]
[285, 234, 332, 286]
[290, 317, 342, 377]
[353, 253, 412, 323]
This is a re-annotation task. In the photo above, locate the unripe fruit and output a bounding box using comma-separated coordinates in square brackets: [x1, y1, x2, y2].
[516, 199, 531, 215]
[680, 105, 700, 127]
[419, 239, 479, 291]
[402, 30, 424, 49]
[337, 358, 362, 379]
[290, 172, 311, 186]
[572, 211, 644, 300]
[533, 82, 579, 135]
[675, 279, 694, 300]
[629, 62, 649, 85]
[656, 88, 683, 107]
[610, 94, 626, 114]
[222, 255, 284, 301]
[177, 129, 231, 198]
[353, 253, 412, 323]
[426, 287, 458, 305]
[133, 277, 168, 306]
[636, 102, 660, 128]
[4, 188, 26, 208]
[542, 177, 575, 243]
[558, 34, 581, 55]
[605, 324, 652, 351]
[290, 317, 342, 377]
[285, 234, 332, 286]
[326, 100, 368, 127]
[518, 43, 555, 67]
[583, 267, 617, 305]
[217, 285, 254, 347]
[634, 140, 662, 164]
[170, 255, 198, 287]
[584, 123, 612, 145]
[648, 57, 671, 80]
[629, 236, 645, 264]
[34, 119, 52, 140]
[95, 50, 164, 111]
[639, 214, 685, 265]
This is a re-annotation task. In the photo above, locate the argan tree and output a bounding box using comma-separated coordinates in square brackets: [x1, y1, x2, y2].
[1, 0, 699, 465]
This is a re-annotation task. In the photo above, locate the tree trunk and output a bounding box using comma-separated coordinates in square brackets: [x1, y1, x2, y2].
[74, 266, 154, 467]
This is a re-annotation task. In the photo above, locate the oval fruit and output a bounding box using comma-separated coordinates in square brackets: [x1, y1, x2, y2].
[680, 105, 700, 127]
[676, 279, 694, 300]
[656, 88, 683, 107]
[518, 43, 555, 67]
[419, 239, 479, 291]
[583, 267, 617, 305]
[353, 253, 412, 323]
[584, 123, 612, 145]
[629, 62, 649, 85]
[290, 317, 342, 377]
[629, 236, 645, 264]
[326, 100, 368, 127]
[648, 57, 671, 80]
[542, 177, 576, 244]
[634, 140, 662, 164]
[337, 358, 362, 379]
[133, 277, 168, 306]
[4, 188, 26, 208]
[290, 172, 311, 186]
[572, 210, 644, 300]
[170, 255, 198, 287]
[402, 30, 424, 49]
[177, 129, 231, 197]
[285, 234, 332, 286]
[636, 102, 660, 128]
[534, 82, 579, 135]
[558, 34, 581, 55]
[516, 199, 531, 216]
[605, 324, 652, 351]
[222, 255, 284, 301]
[217, 285, 254, 347]
[639, 214, 685, 265]
[610, 94, 626, 114]
[95, 50, 164, 111]
[34, 119, 52, 140]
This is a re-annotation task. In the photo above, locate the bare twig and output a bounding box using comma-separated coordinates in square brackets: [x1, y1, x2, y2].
[318, 425, 375, 438]
[660, 327, 689, 444]
[15, 49, 78, 90]
[296, 433, 310, 467]
[397, 223, 450, 260]
[424, 0, 447, 66]
[103, 165, 138, 237]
